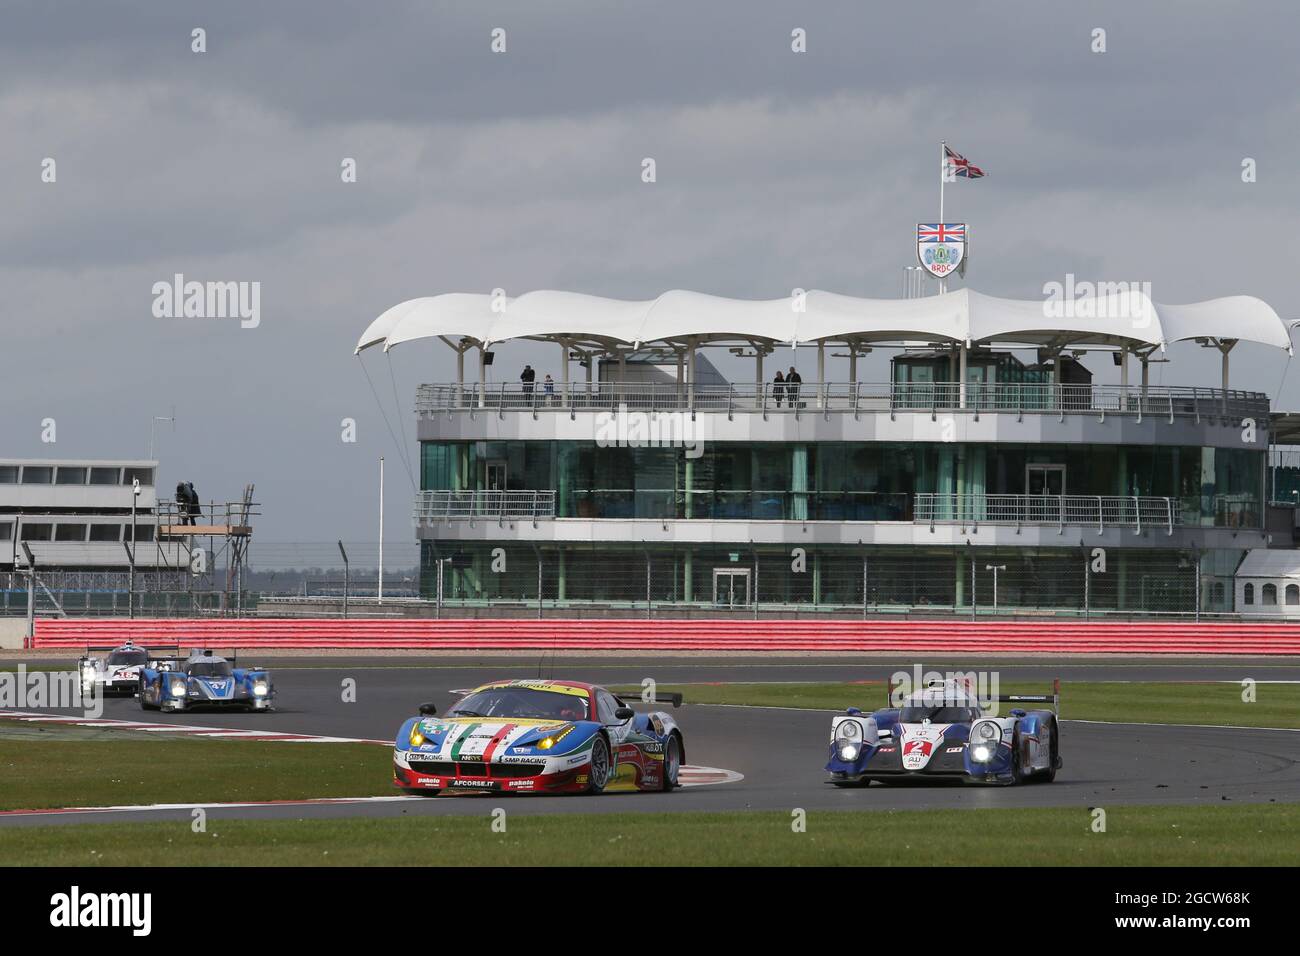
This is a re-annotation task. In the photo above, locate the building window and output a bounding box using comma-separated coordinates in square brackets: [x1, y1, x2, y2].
[1287, 585, 1299, 606]
[20, 467, 53, 484]
[55, 524, 87, 542]
[0, 523, 11, 541]
[89, 467, 121, 485]
[88, 525, 121, 542]
[1244, 583, 1254, 605]
[20, 523, 53, 541]
[55, 467, 87, 485]
[123, 467, 154, 486]
[0, 466, 17, 484]
[1262, 583, 1278, 605]
[1211, 582, 1225, 604]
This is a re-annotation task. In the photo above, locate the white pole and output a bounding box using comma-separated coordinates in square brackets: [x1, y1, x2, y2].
[938, 141, 948, 297]
[378, 456, 385, 604]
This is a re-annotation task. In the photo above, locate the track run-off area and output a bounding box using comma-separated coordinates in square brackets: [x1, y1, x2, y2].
[1, 654, 1298, 827]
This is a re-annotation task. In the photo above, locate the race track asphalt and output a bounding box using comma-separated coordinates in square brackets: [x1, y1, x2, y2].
[2, 655, 1298, 827]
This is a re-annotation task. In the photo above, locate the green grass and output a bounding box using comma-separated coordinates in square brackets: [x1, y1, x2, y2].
[614, 680, 1300, 729]
[0, 804, 1295, 866]
[0, 738, 393, 811]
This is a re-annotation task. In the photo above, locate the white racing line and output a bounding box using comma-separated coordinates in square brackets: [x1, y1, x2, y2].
[0, 710, 743, 817]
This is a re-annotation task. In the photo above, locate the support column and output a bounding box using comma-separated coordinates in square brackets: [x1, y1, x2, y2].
[1119, 345, 1129, 411]
[477, 345, 487, 408]
[676, 349, 684, 403]
[959, 342, 968, 409]
[755, 349, 764, 409]
[456, 346, 465, 407]
[559, 340, 570, 405]
[817, 340, 826, 408]
[687, 339, 697, 412]
[683, 550, 693, 604]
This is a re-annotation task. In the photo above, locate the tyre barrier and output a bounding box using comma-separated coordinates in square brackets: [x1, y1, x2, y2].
[28, 618, 1300, 654]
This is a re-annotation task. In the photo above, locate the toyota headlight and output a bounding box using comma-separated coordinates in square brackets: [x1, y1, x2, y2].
[972, 744, 993, 763]
[838, 742, 861, 762]
[972, 721, 1001, 743]
[836, 720, 862, 742]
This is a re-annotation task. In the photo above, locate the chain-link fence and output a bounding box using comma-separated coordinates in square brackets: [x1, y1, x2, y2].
[413, 542, 1234, 619]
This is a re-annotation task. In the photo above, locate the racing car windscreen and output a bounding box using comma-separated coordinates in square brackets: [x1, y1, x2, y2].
[188, 660, 234, 678]
[898, 705, 981, 723]
[447, 687, 591, 722]
[106, 649, 148, 666]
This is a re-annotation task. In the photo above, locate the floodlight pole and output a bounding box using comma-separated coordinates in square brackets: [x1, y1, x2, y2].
[338, 540, 350, 619]
[378, 457, 384, 605]
[986, 564, 1007, 611]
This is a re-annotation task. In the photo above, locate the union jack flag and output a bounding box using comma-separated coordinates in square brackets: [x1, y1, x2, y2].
[944, 145, 985, 179]
[917, 223, 966, 243]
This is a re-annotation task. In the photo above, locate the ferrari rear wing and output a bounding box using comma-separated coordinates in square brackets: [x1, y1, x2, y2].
[630, 691, 683, 708]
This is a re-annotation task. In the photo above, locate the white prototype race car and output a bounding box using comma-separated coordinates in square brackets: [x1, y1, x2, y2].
[77, 642, 179, 697]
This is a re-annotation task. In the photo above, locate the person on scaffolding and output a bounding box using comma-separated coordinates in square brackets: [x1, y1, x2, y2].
[175, 481, 193, 526]
[185, 481, 201, 526]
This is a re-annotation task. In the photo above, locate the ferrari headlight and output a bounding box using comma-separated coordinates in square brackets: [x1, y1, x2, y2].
[836, 720, 862, 742]
[972, 721, 1001, 743]
[537, 736, 556, 750]
[169, 678, 187, 697]
[838, 742, 861, 762]
[409, 725, 425, 747]
[253, 681, 269, 697]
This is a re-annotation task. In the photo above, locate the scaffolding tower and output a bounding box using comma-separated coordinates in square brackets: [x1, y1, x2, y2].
[154, 484, 258, 613]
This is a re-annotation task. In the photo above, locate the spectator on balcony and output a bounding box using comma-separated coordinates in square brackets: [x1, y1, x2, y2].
[773, 369, 785, 407]
[175, 481, 192, 525]
[543, 373, 555, 404]
[521, 364, 536, 398]
[786, 366, 802, 407]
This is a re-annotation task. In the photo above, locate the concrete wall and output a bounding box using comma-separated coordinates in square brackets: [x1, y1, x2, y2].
[0, 618, 29, 649]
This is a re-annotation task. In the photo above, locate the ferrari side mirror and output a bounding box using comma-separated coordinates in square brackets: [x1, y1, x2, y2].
[418, 702, 438, 716]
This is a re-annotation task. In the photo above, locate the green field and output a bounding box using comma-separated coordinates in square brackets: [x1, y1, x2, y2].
[0, 738, 393, 811]
[612, 680, 1300, 729]
[0, 804, 1295, 866]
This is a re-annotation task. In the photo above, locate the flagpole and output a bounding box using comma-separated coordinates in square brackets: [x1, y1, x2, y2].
[938, 141, 947, 296]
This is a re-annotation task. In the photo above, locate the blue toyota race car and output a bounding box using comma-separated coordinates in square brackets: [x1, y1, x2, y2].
[138, 649, 275, 713]
[826, 677, 1062, 787]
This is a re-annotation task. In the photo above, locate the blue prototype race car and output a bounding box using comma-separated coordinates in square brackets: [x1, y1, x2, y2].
[138, 649, 274, 713]
[826, 677, 1062, 787]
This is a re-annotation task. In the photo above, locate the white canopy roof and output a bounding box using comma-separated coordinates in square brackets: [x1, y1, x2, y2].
[357, 288, 1294, 355]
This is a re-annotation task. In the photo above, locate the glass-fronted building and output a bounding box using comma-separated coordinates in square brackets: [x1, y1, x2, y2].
[359, 287, 1290, 616]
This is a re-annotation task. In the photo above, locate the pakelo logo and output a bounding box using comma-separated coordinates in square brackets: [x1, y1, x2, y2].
[152, 273, 260, 329]
[49, 886, 151, 937]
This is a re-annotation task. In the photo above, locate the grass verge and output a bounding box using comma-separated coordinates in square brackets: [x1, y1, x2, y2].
[0, 738, 393, 811]
[0, 804, 1295, 866]
[613, 680, 1300, 729]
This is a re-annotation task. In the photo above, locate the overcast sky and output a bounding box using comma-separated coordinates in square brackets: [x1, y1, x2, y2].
[3, 0, 1299, 558]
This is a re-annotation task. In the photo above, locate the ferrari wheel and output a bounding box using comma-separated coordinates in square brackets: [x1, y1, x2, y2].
[661, 734, 681, 791]
[585, 735, 611, 794]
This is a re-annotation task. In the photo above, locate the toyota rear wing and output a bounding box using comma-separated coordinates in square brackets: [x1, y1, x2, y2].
[996, 680, 1061, 717]
[886, 678, 1061, 717]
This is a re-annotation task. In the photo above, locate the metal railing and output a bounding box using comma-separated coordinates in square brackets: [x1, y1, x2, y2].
[914, 493, 1180, 533]
[416, 381, 1268, 420]
[414, 490, 557, 521]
